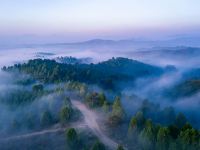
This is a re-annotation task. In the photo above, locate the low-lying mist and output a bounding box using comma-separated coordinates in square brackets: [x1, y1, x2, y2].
[0, 41, 200, 150]
[1, 44, 200, 122]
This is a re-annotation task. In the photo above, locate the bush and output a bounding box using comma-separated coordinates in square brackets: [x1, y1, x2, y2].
[91, 141, 105, 150]
[40, 110, 53, 127]
[60, 106, 72, 124]
[66, 128, 79, 149]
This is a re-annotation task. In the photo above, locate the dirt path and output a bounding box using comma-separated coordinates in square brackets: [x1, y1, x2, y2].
[1, 123, 86, 142]
[0, 100, 120, 149]
[72, 100, 118, 150]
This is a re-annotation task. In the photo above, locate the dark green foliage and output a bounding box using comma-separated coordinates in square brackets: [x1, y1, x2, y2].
[102, 101, 110, 113]
[168, 125, 180, 139]
[91, 141, 106, 150]
[129, 112, 145, 131]
[166, 68, 200, 99]
[60, 105, 72, 124]
[127, 109, 199, 150]
[4, 58, 163, 90]
[85, 92, 107, 108]
[66, 128, 79, 149]
[63, 96, 72, 107]
[128, 117, 138, 136]
[178, 128, 200, 150]
[112, 97, 125, 118]
[0, 90, 37, 107]
[168, 142, 179, 150]
[109, 96, 125, 125]
[181, 122, 192, 131]
[139, 119, 156, 149]
[66, 128, 78, 141]
[85, 92, 101, 108]
[175, 113, 187, 128]
[32, 84, 44, 92]
[98, 93, 106, 106]
[2, 58, 200, 150]
[40, 111, 53, 127]
[161, 106, 176, 124]
[128, 111, 146, 138]
[65, 81, 88, 96]
[116, 145, 124, 150]
[0, 83, 46, 107]
[16, 78, 34, 86]
[139, 100, 176, 125]
[134, 111, 146, 130]
[169, 79, 200, 98]
[156, 127, 170, 150]
[139, 100, 156, 116]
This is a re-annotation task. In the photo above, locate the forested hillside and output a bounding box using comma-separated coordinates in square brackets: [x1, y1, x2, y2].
[1, 57, 200, 150]
[3, 57, 163, 90]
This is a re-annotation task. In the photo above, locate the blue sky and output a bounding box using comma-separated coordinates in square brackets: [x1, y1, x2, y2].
[0, 0, 200, 43]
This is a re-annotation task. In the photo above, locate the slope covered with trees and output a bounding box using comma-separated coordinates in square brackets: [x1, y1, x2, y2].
[1, 57, 200, 150]
[3, 57, 163, 90]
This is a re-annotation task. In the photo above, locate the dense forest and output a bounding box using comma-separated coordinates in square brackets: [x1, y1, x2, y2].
[3, 57, 163, 90]
[1, 57, 200, 150]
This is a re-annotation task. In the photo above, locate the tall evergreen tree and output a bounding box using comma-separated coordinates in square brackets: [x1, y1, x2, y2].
[156, 127, 170, 150]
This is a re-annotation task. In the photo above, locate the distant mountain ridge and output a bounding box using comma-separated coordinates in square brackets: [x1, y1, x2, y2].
[1, 36, 200, 50]
[41, 36, 200, 47]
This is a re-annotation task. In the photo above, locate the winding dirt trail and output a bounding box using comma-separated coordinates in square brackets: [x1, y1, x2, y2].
[1, 127, 66, 141]
[72, 100, 118, 150]
[1, 123, 87, 142]
[0, 100, 121, 150]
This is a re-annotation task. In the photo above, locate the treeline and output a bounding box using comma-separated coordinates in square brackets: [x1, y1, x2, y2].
[169, 79, 200, 98]
[0, 81, 78, 135]
[0, 84, 45, 107]
[8, 94, 75, 133]
[83, 91, 200, 150]
[3, 58, 163, 90]
[166, 68, 200, 99]
[65, 127, 124, 150]
[0, 77, 91, 135]
[139, 100, 177, 125]
[128, 111, 200, 150]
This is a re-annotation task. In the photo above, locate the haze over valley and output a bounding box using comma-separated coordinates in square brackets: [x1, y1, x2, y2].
[1, 0, 200, 150]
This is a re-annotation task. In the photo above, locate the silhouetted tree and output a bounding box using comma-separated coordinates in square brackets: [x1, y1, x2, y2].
[175, 113, 187, 128]
[102, 101, 109, 113]
[109, 96, 125, 125]
[117, 145, 124, 150]
[60, 106, 72, 124]
[156, 127, 170, 150]
[66, 128, 79, 149]
[98, 93, 106, 106]
[32, 84, 43, 92]
[139, 119, 156, 149]
[91, 140, 105, 150]
[40, 110, 53, 127]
